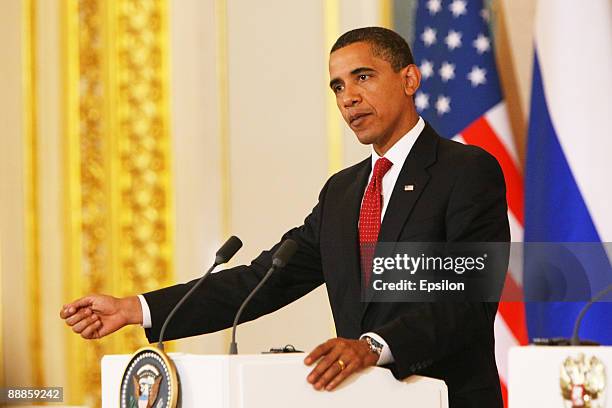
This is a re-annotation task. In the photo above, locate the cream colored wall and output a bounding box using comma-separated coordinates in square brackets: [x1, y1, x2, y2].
[224, 0, 331, 354]
[0, 0, 30, 386]
[168, 0, 228, 354]
[36, 0, 67, 389]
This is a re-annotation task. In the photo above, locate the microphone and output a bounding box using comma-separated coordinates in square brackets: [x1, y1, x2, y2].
[228, 239, 298, 355]
[570, 283, 612, 345]
[157, 236, 243, 351]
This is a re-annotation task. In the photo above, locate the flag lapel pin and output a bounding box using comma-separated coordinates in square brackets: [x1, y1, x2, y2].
[404, 185, 414, 191]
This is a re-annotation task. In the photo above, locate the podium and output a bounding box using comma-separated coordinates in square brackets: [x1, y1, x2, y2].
[509, 346, 612, 407]
[102, 353, 448, 407]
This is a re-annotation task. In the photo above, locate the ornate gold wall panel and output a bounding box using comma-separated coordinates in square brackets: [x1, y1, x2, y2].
[63, 0, 174, 405]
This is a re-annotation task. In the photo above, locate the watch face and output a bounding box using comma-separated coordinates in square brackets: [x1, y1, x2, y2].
[369, 337, 383, 349]
[365, 336, 383, 354]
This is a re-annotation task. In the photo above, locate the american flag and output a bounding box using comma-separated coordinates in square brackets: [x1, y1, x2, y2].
[411, 0, 527, 405]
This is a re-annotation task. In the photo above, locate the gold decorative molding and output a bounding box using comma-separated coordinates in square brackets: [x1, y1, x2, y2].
[63, 0, 174, 405]
[0, 232, 3, 387]
[380, 0, 394, 29]
[324, 0, 341, 339]
[22, 0, 44, 388]
[214, 0, 235, 348]
[216, 0, 232, 239]
[324, 0, 343, 174]
[493, 0, 526, 168]
[61, 0, 83, 402]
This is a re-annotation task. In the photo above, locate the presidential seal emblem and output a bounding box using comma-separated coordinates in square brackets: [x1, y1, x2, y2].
[120, 346, 179, 408]
[560, 353, 606, 408]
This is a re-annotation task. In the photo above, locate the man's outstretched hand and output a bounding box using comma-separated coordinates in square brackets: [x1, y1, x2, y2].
[62, 297, 378, 390]
[59, 295, 143, 340]
[304, 338, 378, 391]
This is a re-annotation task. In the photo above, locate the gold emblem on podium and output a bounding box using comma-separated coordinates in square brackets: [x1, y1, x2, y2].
[560, 353, 606, 408]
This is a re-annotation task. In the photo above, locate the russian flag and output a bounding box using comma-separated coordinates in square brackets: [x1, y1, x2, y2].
[525, 0, 612, 342]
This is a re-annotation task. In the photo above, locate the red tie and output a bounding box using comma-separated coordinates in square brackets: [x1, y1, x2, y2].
[359, 157, 393, 286]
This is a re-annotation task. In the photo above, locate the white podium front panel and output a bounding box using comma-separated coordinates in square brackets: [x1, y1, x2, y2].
[232, 355, 446, 408]
[509, 346, 612, 408]
[102, 353, 448, 408]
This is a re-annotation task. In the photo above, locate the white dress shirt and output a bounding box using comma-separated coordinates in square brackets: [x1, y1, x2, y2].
[138, 294, 152, 328]
[139, 117, 426, 366]
[359, 116, 425, 365]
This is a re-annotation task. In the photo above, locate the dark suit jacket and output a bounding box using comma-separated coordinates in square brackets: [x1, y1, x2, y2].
[143, 123, 509, 408]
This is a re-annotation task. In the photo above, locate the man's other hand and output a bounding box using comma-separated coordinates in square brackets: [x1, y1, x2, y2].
[59, 295, 143, 339]
[304, 337, 378, 391]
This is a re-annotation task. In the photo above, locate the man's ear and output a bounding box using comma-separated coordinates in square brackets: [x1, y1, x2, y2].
[403, 64, 421, 97]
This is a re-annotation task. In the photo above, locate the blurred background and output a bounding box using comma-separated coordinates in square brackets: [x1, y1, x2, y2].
[1, 0, 609, 407]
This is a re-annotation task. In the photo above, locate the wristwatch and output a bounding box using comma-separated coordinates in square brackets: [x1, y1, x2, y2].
[362, 335, 383, 358]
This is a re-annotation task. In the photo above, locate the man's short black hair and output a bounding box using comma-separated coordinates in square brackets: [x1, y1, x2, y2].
[331, 27, 415, 72]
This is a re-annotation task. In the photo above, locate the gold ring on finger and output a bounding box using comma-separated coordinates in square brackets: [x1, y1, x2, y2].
[337, 359, 346, 371]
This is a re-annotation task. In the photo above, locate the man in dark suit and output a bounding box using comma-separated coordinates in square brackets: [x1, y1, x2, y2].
[61, 27, 508, 407]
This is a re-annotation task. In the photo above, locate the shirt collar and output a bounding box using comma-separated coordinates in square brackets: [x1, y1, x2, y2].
[370, 116, 425, 169]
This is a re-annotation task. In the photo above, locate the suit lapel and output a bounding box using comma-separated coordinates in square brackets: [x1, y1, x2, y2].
[339, 158, 371, 306]
[378, 126, 438, 243]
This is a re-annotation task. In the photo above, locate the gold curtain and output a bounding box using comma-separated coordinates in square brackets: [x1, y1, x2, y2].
[62, 0, 174, 405]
